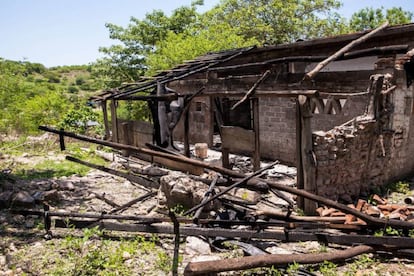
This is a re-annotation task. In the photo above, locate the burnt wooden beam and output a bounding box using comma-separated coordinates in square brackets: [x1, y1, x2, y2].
[304, 21, 389, 80]
[47, 220, 414, 248]
[209, 56, 327, 72]
[110, 99, 118, 142]
[184, 245, 375, 275]
[204, 90, 318, 98]
[252, 98, 261, 171]
[108, 191, 157, 214]
[101, 100, 110, 140]
[231, 69, 271, 110]
[91, 192, 120, 208]
[344, 44, 408, 59]
[193, 175, 219, 222]
[297, 95, 317, 214]
[65, 156, 157, 190]
[116, 93, 178, 101]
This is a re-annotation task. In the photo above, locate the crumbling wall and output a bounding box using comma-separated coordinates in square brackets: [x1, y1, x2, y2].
[313, 68, 414, 203]
[313, 119, 393, 202]
[259, 95, 368, 165]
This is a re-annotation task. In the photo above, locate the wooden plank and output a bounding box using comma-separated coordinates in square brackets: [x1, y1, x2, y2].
[101, 100, 110, 140]
[110, 100, 118, 142]
[298, 95, 317, 215]
[221, 126, 255, 153]
[296, 99, 304, 209]
[252, 98, 261, 171]
[304, 22, 389, 80]
[184, 110, 190, 157]
[153, 156, 204, 175]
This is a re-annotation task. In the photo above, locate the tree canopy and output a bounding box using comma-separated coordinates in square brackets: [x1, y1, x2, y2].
[349, 6, 413, 31]
[94, 1, 412, 88]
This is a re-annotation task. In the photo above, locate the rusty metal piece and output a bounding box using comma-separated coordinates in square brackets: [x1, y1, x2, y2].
[108, 191, 157, 214]
[405, 197, 414, 205]
[91, 192, 120, 208]
[184, 245, 375, 275]
[193, 175, 219, 222]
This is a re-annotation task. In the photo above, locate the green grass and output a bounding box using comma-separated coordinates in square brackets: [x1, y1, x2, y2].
[10, 229, 173, 275]
[1, 138, 108, 180]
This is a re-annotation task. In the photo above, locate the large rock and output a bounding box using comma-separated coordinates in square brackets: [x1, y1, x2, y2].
[0, 191, 14, 208]
[11, 191, 35, 207]
[159, 172, 221, 210]
[185, 236, 211, 256]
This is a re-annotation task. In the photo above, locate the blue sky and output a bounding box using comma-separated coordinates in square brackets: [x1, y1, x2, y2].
[0, 0, 413, 67]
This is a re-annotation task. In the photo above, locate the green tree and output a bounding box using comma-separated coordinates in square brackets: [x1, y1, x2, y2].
[145, 22, 258, 75]
[349, 7, 413, 31]
[95, 0, 204, 87]
[204, 0, 347, 45]
[96, 0, 348, 86]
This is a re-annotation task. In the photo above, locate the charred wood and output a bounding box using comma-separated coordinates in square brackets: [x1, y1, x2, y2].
[65, 156, 157, 190]
[304, 22, 389, 80]
[184, 245, 375, 275]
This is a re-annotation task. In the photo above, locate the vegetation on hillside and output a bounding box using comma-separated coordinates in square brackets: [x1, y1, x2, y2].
[0, 59, 103, 135]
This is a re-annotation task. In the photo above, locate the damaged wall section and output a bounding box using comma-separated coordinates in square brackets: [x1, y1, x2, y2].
[313, 65, 414, 203]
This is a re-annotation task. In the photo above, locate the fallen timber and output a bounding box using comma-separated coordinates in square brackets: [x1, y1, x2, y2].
[10, 209, 414, 248]
[184, 245, 376, 275]
[39, 126, 414, 230]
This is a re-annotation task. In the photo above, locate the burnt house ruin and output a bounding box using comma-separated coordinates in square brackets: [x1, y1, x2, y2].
[91, 23, 414, 214]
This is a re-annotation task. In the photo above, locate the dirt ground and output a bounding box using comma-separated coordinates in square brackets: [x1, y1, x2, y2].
[1, 141, 414, 275]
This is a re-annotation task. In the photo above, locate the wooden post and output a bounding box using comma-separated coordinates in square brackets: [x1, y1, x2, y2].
[252, 98, 260, 171]
[121, 122, 131, 156]
[101, 100, 110, 140]
[296, 99, 304, 209]
[184, 109, 190, 157]
[222, 148, 230, 169]
[366, 74, 384, 120]
[298, 95, 317, 214]
[110, 100, 118, 143]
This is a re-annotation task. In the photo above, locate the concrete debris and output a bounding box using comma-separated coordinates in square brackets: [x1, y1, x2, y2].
[159, 171, 221, 210]
[185, 236, 211, 256]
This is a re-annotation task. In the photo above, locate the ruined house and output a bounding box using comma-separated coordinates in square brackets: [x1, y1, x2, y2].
[93, 23, 414, 213]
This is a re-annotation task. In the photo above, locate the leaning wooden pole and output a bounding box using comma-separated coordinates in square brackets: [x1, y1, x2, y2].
[39, 126, 414, 230]
[304, 21, 389, 80]
[184, 245, 375, 275]
[298, 95, 317, 214]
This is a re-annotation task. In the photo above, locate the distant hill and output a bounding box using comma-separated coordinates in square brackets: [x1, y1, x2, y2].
[0, 58, 103, 135]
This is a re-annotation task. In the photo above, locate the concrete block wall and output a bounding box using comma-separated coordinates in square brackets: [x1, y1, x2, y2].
[388, 70, 414, 179]
[311, 95, 368, 131]
[259, 97, 296, 164]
